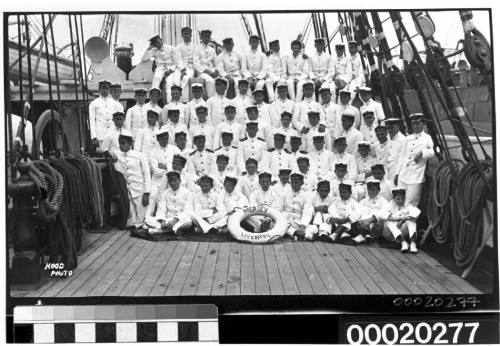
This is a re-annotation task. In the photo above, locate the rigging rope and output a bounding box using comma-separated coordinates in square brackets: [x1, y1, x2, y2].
[24, 14, 37, 160]
[68, 15, 84, 153]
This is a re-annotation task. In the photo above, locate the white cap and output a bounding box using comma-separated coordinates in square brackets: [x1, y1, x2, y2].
[191, 82, 203, 89]
[154, 128, 169, 137]
[118, 129, 133, 139]
[319, 81, 331, 91]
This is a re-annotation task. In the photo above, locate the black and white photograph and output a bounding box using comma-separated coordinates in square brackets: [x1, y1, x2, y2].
[3, 3, 499, 343]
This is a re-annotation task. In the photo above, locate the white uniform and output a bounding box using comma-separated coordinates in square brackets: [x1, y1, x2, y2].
[326, 196, 359, 231]
[221, 189, 249, 212]
[360, 123, 378, 146]
[125, 103, 149, 139]
[238, 173, 260, 199]
[300, 170, 318, 193]
[339, 126, 364, 154]
[212, 169, 234, 194]
[176, 41, 197, 102]
[348, 53, 365, 92]
[189, 122, 216, 150]
[161, 121, 191, 147]
[302, 125, 332, 152]
[193, 42, 217, 97]
[149, 145, 182, 195]
[397, 132, 435, 207]
[308, 148, 333, 181]
[249, 187, 283, 209]
[337, 104, 362, 129]
[309, 193, 335, 237]
[186, 98, 210, 127]
[187, 148, 214, 176]
[134, 125, 160, 163]
[213, 121, 243, 149]
[207, 95, 230, 127]
[322, 101, 341, 142]
[212, 145, 239, 174]
[272, 182, 292, 199]
[240, 120, 273, 148]
[383, 201, 421, 240]
[332, 55, 352, 89]
[271, 98, 295, 121]
[142, 45, 181, 102]
[89, 96, 123, 142]
[292, 98, 325, 132]
[282, 54, 310, 101]
[329, 176, 347, 198]
[236, 136, 268, 173]
[192, 189, 226, 233]
[145, 186, 193, 233]
[360, 99, 385, 123]
[233, 93, 255, 124]
[354, 155, 378, 201]
[216, 51, 242, 96]
[358, 195, 390, 235]
[289, 150, 318, 177]
[272, 125, 299, 150]
[309, 51, 334, 82]
[386, 132, 407, 183]
[145, 102, 163, 119]
[256, 102, 279, 128]
[260, 148, 293, 178]
[101, 127, 123, 154]
[374, 139, 390, 168]
[331, 152, 357, 181]
[280, 188, 314, 237]
[162, 101, 188, 127]
[114, 150, 151, 228]
[264, 52, 286, 101]
[241, 49, 267, 90]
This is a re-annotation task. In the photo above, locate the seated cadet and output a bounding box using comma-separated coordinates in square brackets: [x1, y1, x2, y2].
[213, 102, 243, 149]
[282, 40, 310, 102]
[395, 113, 435, 207]
[260, 130, 293, 179]
[296, 155, 318, 193]
[212, 154, 233, 193]
[309, 37, 334, 101]
[330, 163, 349, 198]
[308, 133, 333, 181]
[339, 110, 364, 154]
[253, 87, 279, 127]
[162, 107, 191, 147]
[174, 130, 192, 157]
[357, 178, 390, 242]
[161, 85, 187, 125]
[171, 154, 198, 192]
[233, 79, 255, 124]
[271, 168, 292, 198]
[241, 105, 273, 147]
[189, 105, 215, 150]
[270, 80, 295, 124]
[274, 110, 299, 150]
[354, 141, 377, 201]
[280, 171, 314, 240]
[215, 37, 242, 98]
[217, 174, 250, 233]
[186, 83, 211, 127]
[114, 130, 151, 229]
[134, 110, 161, 166]
[332, 43, 352, 100]
[385, 117, 407, 184]
[309, 180, 335, 241]
[191, 175, 226, 233]
[325, 180, 362, 243]
[176, 27, 197, 103]
[207, 77, 230, 127]
[370, 164, 394, 201]
[212, 131, 238, 173]
[319, 82, 341, 144]
[187, 132, 214, 177]
[238, 158, 260, 199]
[142, 34, 180, 101]
[125, 88, 149, 140]
[241, 35, 267, 91]
[383, 188, 421, 253]
[236, 121, 268, 173]
[146, 87, 163, 117]
[264, 39, 285, 102]
[373, 123, 390, 167]
[360, 107, 379, 147]
[347, 41, 365, 94]
[336, 90, 361, 129]
[145, 171, 193, 234]
[331, 136, 357, 181]
[292, 81, 326, 133]
[248, 171, 282, 233]
[359, 86, 385, 123]
[302, 109, 331, 152]
[101, 111, 126, 156]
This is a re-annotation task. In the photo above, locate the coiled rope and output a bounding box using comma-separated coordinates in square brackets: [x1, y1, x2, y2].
[28, 160, 64, 212]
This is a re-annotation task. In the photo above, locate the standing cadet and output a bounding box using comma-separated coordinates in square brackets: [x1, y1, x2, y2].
[296, 155, 318, 193]
[146, 87, 163, 116]
[162, 85, 187, 125]
[242, 105, 273, 145]
[332, 44, 352, 99]
[302, 110, 332, 152]
[241, 35, 267, 91]
[216, 38, 242, 98]
[207, 77, 231, 127]
[336, 89, 361, 128]
[280, 172, 314, 240]
[236, 121, 268, 173]
[373, 124, 390, 167]
[162, 107, 191, 147]
[359, 86, 385, 123]
[134, 110, 161, 166]
[213, 102, 243, 149]
[319, 82, 341, 142]
[309, 37, 334, 100]
[233, 79, 255, 124]
[282, 40, 310, 102]
[189, 105, 215, 150]
[274, 111, 299, 150]
[270, 80, 295, 122]
[187, 132, 214, 177]
[370, 164, 394, 201]
[142, 34, 180, 102]
[347, 41, 365, 93]
[149, 128, 181, 199]
[385, 118, 407, 184]
[309, 180, 335, 241]
[212, 154, 233, 193]
[260, 130, 293, 179]
[338, 111, 364, 154]
[212, 131, 239, 174]
[174, 130, 192, 157]
[238, 158, 261, 199]
[253, 88, 279, 127]
[360, 107, 379, 146]
[110, 82, 124, 105]
[145, 171, 193, 234]
[101, 111, 126, 155]
[331, 137, 357, 181]
[186, 83, 210, 127]
[125, 87, 149, 140]
[264, 39, 285, 102]
[193, 29, 218, 98]
[395, 113, 435, 207]
[176, 27, 196, 102]
[191, 175, 226, 233]
[354, 141, 377, 201]
[89, 79, 123, 147]
[308, 133, 333, 181]
[292, 81, 325, 133]
[114, 130, 151, 229]
[171, 154, 198, 192]
[329, 163, 349, 198]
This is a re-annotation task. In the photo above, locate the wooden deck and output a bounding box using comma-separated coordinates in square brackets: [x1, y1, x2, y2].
[10, 230, 482, 297]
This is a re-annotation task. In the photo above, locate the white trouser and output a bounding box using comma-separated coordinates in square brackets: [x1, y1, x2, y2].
[328, 210, 353, 231]
[180, 67, 195, 102]
[348, 77, 363, 96]
[384, 220, 417, 241]
[311, 211, 332, 235]
[191, 212, 226, 233]
[152, 66, 181, 103]
[145, 211, 192, 233]
[354, 183, 366, 202]
[197, 73, 216, 98]
[397, 181, 423, 207]
[265, 74, 281, 102]
[286, 221, 304, 237]
[286, 78, 307, 102]
[127, 195, 147, 227]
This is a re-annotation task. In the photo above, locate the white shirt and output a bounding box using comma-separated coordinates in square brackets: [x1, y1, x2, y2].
[374, 139, 390, 168]
[193, 189, 225, 220]
[89, 96, 123, 140]
[249, 187, 282, 209]
[220, 189, 249, 213]
[327, 197, 359, 222]
[322, 101, 341, 137]
[265, 52, 285, 78]
[398, 132, 435, 184]
[236, 136, 268, 173]
[189, 122, 216, 150]
[309, 51, 334, 81]
[339, 126, 364, 154]
[161, 101, 188, 126]
[300, 170, 318, 193]
[355, 155, 377, 182]
[142, 44, 179, 67]
[213, 121, 243, 149]
[193, 43, 217, 73]
[271, 182, 292, 200]
[332, 55, 352, 83]
[385, 200, 421, 220]
[238, 172, 260, 199]
[233, 93, 255, 124]
[337, 104, 361, 129]
[309, 148, 333, 181]
[311, 193, 335, 210]
[280, 189, 313, 225]
[387, 132, 407, 179]
[207, 95, 230, 127]
[349, 53, 365, 83]
[282, 54, 309, 79]
[150, 144, 182, 192]
[186, 98, 211, 127]
[270, 98, 295, 121]
[331, 151, 357, 181]
[260, 148, 293, 178]
[216, 50, 242, 78]
[360, 122, 378, 146]
[292, 98, 326, 132]
[176, 41, 196, 69]
[255, 102, 279, 127]
[187, 148, 214, 176]
[359, 195, 390, 221]
[360, 99, 385, 123]
[302, 125, 332, 152]
[364, 179, 393, 204]
[101, 126, 123, 154]
[114, 150, 151, 198]
[125, 103, 149, 139]
[155, 186, 193, 219]
[212, 145, 239, 174]
[161, 121, 191, 147]
[241, 49, 266, 79]
[212, 169, 234, 194]
[134, 125, 160, 158]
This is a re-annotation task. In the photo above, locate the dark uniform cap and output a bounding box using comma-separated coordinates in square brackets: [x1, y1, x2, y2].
[375, 124, 387, 131]
[193, 134, 206, 140]
[171, 85, 183, 92]
[98, 79, 112, 87]
[166, 170, 181, 179]
[335, 43, 345, 50]
[348, 40, 358, 46]
[221, 131, 234, 137]
[168, 108, 181, 114]
[196, 105, 208, 112]
[335, 163, 347, 169]
[371, 164, 385, 171]
[281, 111, 293, 118]
[290, 134, 302, 140]
[174, 131, 187, 138]
[314, 37, 325, 44]
[246, 121, 259, 127]
[110, 83, 122, 89]
[238, 79, 249, 85]
[147, 110, 159, 117]
[222, 37, 234, 44]
[392, 188, 406, 197]
[216, 154, 229, 162]
[224, 175, 238, 184]
[291, 39, 303, 47]
[269, 39, 279, 46]
[200, 29, 212, 35]
[339, 90, 351, 96]
[290, 172, 305, 180]
[279, 169, 292, 175]
[302, 80, 314, 88]
[172, 154, 187, 165]
[339, 182, 353, 190]
[245, 158, 258, 166]
[249, 35, 261, 41]
[333, 136, 347, 144]
[181, 27, 192, 33]
[258, 172, 272, 179]
[317, 180, 330, 188]
[297, 156, 310, 163]
[113, 111, 125, 118]
[409, 113, 425, 121]
[199, 175, 214, 184]
[366, 180, 381, 188]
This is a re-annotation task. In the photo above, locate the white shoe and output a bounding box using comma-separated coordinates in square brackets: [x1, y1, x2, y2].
[340, 232, 351, 239]
[353, 234, 366, 244]
[410, 241, 418, 253]
[329, 233, 339, 243]
[148, 227, 163, 235]
[304, 233, 314, 241]
[401, 241, 409, 253]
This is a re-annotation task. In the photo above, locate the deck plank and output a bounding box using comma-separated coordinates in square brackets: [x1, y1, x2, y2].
[273, 244, 300, 295]
[284, 243, 314, 295]
[263, 245, 285, 295]
[211, 243, 231, 295]
[240, 244, 256, 295]
[164, 242, 199, 296]
[181, 242, 210, 296]
[150, 241, 189, 296]
[253, 245, 270, 295]
[294, 243, 328, 295]
[196, 242, 220, 296]
[312, 242, 355, 294]
[105, 240, 157, 296]
[303, 243, 342, 294]
[42, 231, 127, 297]
[226, 242, 242, 295]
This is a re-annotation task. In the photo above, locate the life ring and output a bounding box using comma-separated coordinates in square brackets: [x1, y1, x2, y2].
[227, 204, 287, 244]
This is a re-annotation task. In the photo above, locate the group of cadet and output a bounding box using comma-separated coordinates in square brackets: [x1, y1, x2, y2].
[88, 27, 435, 253]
